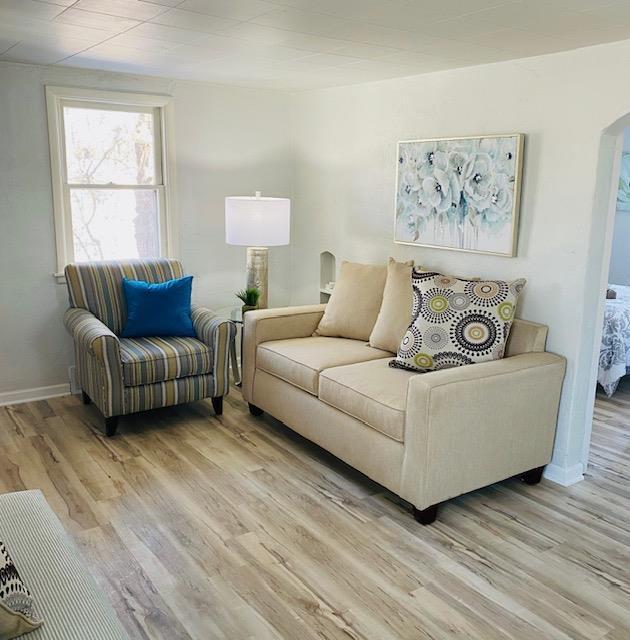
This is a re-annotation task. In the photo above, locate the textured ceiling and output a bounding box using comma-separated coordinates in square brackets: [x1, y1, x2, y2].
[1, 0, 630, 90]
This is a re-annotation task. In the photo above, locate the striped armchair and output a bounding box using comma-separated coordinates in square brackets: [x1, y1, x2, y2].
[63, 259, 236, 436]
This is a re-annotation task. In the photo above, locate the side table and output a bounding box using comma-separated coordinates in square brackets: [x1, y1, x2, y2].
[215, 306, 243, 387]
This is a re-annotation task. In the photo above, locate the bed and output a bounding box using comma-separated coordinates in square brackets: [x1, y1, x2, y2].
[599, 284, 630, 396]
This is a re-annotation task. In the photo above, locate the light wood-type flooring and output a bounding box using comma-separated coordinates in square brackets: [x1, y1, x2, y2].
[1, 383, 629, 640]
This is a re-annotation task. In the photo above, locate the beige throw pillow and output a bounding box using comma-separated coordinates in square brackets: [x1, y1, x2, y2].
[369, 258, 414, 353]
[315, 261, 388, 341]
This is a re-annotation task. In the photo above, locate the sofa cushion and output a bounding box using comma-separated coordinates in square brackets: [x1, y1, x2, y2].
[257, 337, 391, 395]
[319, 358, 414, 442]
[369, 258, 414, 353]
[391, 268, 526, 372]
[315, 261, 389, 341]
[120, 336, 212, 386]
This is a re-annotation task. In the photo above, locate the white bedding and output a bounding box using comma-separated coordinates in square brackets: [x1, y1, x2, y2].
[599, 284, 630, 396]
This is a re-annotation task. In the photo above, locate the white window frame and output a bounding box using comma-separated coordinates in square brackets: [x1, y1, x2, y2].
[45, 86, 178, 281]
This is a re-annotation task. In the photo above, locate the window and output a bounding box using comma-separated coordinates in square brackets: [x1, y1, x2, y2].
[46, 87, 177, 277]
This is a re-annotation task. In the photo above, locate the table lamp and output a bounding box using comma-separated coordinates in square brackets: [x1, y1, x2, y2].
[225, 191, 290, 309]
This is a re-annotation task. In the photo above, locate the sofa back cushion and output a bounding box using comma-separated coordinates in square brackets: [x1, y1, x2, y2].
[390, 268, 526, 372]
[506, 319, 548, 356]
[64, 259, 184, 335]
[315, 261, 388, 341]
[369, 258, 414, 353]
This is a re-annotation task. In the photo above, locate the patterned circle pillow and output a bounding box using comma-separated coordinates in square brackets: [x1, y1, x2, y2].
[0, 540, 42, 638]
[390, 269, 526, 372]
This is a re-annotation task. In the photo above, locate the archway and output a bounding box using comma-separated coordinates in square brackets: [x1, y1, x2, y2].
[575, 114, 630, 474]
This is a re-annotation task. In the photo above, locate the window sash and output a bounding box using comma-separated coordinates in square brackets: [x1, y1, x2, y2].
[60, 99, 164, 187]
[63, 185, 167, 265]
[46, 86, 178, 280]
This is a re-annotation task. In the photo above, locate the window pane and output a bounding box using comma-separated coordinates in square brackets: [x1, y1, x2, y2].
[63, 106, 157, 185]
[70, 188, 160, 262]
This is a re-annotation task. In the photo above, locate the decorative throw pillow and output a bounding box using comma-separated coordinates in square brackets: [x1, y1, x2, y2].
[121, 275, 196, 338]
[391, 269, 526, 372]
[369, 258, 414, 353]
[315, 261, 388, 341]
[0, 540, 42, 639]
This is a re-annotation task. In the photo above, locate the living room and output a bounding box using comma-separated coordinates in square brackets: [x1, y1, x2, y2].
[1, 1, 630, 639]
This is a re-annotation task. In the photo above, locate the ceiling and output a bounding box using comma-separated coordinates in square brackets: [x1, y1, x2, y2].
[1, 0, 630, 90]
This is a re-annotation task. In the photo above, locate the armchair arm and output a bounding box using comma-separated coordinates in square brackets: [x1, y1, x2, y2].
[191, 306, 237, 397]
[400, 352, 566, 510]
[63, 308, 123, 417]
[242, 304, 326, 401]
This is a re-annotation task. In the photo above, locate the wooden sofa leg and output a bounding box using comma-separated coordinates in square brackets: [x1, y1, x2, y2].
[105, 417, 118, 437]
[523, 465, 545, 485]
[211, 396, 223, 415]
[81, 391, 91, 405]
[413, 504, 439, 525]
[249, 403, 264, 417]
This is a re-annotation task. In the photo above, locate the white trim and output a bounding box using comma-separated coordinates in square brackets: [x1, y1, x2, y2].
[543, 462, 584, 487]
[45, 85, 178, 276]
[0, 384, 71, 407]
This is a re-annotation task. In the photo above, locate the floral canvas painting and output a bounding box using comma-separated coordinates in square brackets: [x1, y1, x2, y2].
[395, 134, 523, 256]
[617, 152, 630, 212]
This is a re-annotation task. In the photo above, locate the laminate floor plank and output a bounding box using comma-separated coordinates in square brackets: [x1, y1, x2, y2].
[1, 386, 629, 639]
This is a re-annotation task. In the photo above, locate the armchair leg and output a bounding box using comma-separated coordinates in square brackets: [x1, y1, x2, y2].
[249, 403, 263, 417]
[105, 417, 118, 437]
[413, 504, 439, 525]
[523, 465, 545, 485]
[211, 396, 223, 416]
[81, 391, 91, 405]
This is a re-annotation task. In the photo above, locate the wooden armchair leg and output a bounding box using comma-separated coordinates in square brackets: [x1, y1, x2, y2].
[105, 417, 118, 437]
[211, 396, 223, 415]
[413, 504, 439, 525]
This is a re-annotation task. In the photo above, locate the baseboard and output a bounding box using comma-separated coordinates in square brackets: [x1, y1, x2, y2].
[543, 462, 584, 486]
[0, 383, 71, 407]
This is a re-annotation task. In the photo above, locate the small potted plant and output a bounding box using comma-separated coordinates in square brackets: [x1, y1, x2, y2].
[236, 287, 260, 314]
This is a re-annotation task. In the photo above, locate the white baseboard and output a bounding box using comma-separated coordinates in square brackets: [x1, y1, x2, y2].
[0, 383, 71, 407]
[543, 462, 584, 486]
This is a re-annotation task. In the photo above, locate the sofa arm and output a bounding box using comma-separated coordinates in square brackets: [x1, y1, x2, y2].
[400, 352, 566, 510]
[191, 306, 237, 397]
[242, 304, 326, 401]
[63, 308, 123, 417]
[64, 308, 120, 362]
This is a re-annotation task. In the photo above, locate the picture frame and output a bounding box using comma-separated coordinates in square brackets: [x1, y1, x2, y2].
[394, 133, 524, 257]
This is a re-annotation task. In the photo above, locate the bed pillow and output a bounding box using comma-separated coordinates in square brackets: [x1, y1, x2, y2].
[369, 258, 414, 353]
[0, 540, 42, 639]
[315, 261, 388, 341]
[391, 269, 526, 372]
[121, 275, 195, 338]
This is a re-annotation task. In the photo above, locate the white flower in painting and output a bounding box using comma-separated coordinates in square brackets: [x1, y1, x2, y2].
[485, 173, 513, 224]
[419, 166, 460, 214]
[463, 152, 495, 210]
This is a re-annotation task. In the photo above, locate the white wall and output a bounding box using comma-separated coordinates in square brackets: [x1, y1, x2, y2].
[289, 39, 630, 484]
[608, 128, 630, 286]
[0, 61, 292, 397]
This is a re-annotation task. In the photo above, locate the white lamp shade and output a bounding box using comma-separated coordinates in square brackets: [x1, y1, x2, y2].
[225, 194, 290, 247]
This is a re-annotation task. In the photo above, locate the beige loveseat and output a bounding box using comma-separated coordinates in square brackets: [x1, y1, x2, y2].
[242, 305, 566, 524]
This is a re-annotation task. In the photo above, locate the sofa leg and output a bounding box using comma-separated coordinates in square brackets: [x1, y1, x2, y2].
[211, 396, 223, 415]
[81, 391, 91, 405]
[248, 403, 264, 417]
[523, 465, 545, 485]
[413, 504, 439, 525]
[105, 417, 118, 437]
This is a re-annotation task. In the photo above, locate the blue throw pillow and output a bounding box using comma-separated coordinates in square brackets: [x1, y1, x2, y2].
[121, 275, 196, 338]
